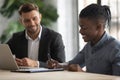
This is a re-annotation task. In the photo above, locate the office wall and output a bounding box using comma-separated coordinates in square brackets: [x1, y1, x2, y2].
[57, 0, 79, 61]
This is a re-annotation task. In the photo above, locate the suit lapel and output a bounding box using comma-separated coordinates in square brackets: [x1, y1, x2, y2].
[38, 27, 49, 61]
[22, 31, 28, 57]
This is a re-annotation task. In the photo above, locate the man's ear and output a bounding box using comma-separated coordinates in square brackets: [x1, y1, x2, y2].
[96, 19, 105, 30]
[96, 21, 104, 30]
[39, 13, 42, 20]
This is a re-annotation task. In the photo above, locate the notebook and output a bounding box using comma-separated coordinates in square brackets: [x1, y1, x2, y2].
[0, 44, 64, 72]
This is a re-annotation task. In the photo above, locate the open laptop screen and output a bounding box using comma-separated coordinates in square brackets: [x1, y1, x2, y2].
[0, 44, 19, 70]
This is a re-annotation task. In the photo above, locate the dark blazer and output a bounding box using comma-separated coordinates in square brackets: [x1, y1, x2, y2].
[7, 27, 65, 67]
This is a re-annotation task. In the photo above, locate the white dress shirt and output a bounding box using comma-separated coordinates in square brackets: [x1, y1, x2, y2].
[25, 26, 42, 67]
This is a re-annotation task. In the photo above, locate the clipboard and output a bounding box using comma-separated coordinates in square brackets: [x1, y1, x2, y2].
[11, 68, 64, 73]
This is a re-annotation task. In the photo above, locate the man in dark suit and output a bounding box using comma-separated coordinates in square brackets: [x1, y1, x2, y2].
[7, 3, 65, 67]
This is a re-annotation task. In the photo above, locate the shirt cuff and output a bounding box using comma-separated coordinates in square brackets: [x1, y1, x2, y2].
[58, 62, 69, 66]
[36, 61, 40, 68]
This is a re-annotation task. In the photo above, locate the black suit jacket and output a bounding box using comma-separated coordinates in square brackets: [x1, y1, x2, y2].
[7, 27, 65, 67]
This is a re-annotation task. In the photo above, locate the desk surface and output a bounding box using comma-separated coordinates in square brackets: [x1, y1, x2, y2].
[0, 70, 120, 80]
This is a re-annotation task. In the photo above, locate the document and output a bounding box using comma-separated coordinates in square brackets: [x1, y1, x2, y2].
[11, 68, 64, 73]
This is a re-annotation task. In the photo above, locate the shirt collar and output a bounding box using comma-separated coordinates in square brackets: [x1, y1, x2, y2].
[25, 25, 42, 40]
[89, 32, 109, 49]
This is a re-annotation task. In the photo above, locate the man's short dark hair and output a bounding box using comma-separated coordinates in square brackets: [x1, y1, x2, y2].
[18, 3, 39, 15]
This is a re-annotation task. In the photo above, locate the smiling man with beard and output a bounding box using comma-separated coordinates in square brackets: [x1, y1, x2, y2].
[47, 4, 120, 76]
[7, 3, 65, 68]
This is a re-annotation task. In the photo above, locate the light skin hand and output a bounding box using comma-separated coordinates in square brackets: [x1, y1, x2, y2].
[15, 58, 23, 66]
[15, 57, 38, 67]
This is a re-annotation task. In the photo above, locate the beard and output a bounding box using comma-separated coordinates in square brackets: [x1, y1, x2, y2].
[27, 24, 40, 34]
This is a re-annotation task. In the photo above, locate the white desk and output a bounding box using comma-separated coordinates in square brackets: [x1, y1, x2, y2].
[0, 70, 120, 80]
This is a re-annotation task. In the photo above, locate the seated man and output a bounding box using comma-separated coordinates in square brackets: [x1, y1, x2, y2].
[47, 4, 120, 76]
[7, 3, 65, 68]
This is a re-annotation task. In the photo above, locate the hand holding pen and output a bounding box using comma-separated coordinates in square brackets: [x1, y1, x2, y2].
[47, 53, 59, 69]
[47, 53, 52, 60]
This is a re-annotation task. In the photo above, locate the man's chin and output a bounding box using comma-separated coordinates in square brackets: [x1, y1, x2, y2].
[27, 30, 37, 34]
[83, 39, 89, 42]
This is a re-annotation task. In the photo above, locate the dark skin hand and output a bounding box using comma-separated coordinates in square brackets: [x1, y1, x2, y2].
[67, 64, 84, 72]
[47, 59, 84, 72]
[47, 59, 61, 69]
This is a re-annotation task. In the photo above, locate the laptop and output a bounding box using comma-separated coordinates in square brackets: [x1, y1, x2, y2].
[0, 44, 64, 72]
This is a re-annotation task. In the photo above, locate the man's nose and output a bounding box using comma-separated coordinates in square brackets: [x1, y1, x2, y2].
[29, 20, 35, 25]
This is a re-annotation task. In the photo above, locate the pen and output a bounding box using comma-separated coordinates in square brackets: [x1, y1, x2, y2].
[48, 53, 51, 60]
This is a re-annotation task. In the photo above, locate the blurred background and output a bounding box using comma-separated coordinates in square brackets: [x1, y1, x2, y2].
[0, 0, 120, 61]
